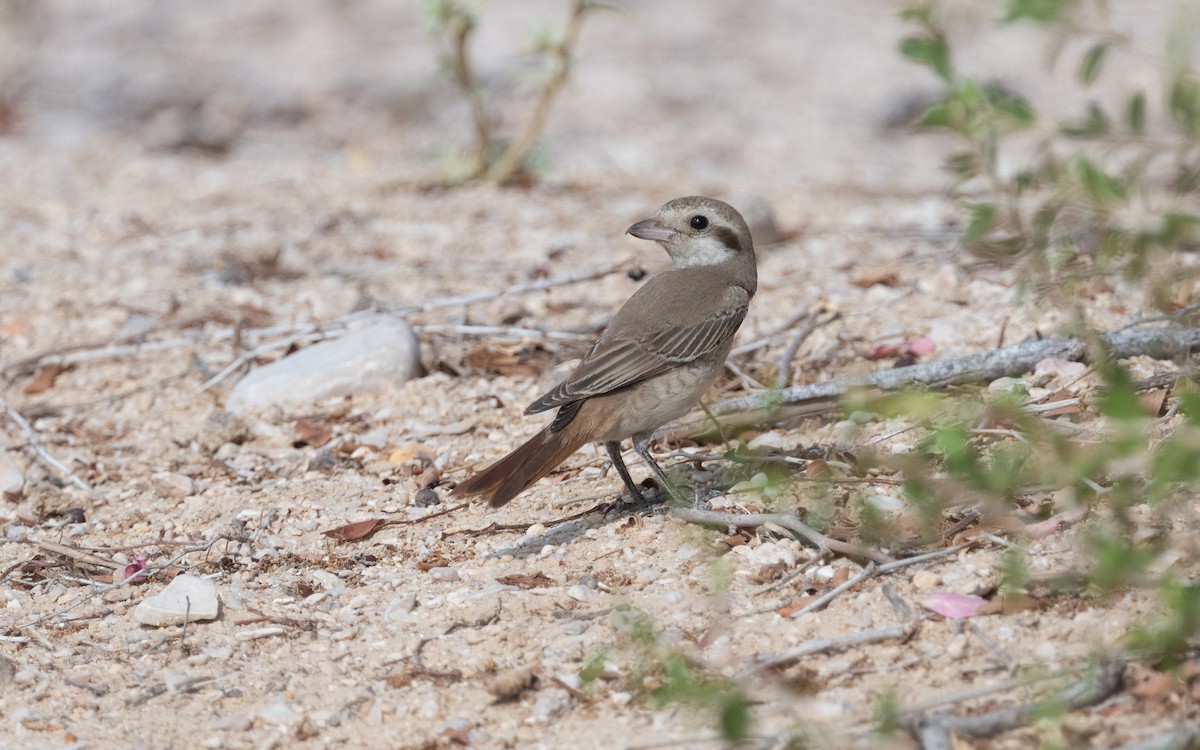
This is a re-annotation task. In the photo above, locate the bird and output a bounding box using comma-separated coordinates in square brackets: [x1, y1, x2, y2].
[452, 196, 757, 507]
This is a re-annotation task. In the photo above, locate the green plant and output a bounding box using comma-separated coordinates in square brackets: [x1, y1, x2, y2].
[594, 605, 754, 742]
[900, 0, 1200, 307]
[424, 0, 604, 184]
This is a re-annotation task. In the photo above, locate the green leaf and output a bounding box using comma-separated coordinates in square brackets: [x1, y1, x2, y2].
[1073, 156, 1126, 205]
[1014, 169, 1039, 193]
[945, 151, 981, 180]
[899, 35, 953, 81]
[719, 693, 752, 740]
[1168, 74, 1200, 136]
[918, 102, 951, 128]
[1179, 390, 1200, 426]
[1125, 91, 1146, 134]
[1059, 103, 1111, 138]
[964, 202, 997, 245]
[1004, 0, 1069, 23]
[1095, 359, 1142, 420]
[1078, 42, 1108, 85]
[985, 83, 1036, 126]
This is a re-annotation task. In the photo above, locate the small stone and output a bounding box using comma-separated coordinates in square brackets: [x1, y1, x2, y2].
[610, 691, 633, 707]
[707, 494, 735, 510]
[428, 567, 460, 582]
[133, 574, 221, 627]
[0, 452, 25, 500]
[311, 570, 345, 593]
[1034, 641, 1058, 662]
[0, 656, 14, 689]
[911, 570, 941, 590]
[14, 668, 39, 685]
[566, 584, 594, 602]
[226, 316, 421, 413]
[151, 472, 195, 498]
[946, 634, 969, 659]
[750, 472, 769, 489]
[413, 487, 440, 507]
[988, 377, 1029, 397]
[866, 494, 905, 514]
[211, 713, 253, 732]
[747, 431, 784, 450]
[832, 419, 858, 438]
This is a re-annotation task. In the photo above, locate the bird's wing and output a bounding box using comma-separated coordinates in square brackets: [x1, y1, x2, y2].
[525, 292, 748, 414]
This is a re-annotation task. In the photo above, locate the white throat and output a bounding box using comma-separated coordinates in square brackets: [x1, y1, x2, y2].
[669, 235, 736, 268]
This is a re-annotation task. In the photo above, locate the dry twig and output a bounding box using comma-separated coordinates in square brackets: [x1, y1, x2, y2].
[673, 324, 1200, 435]
[669, 508, 893, 564]
[1, 394, 91, 494]
[745, 623, 917, 675]
[16, 533, 238, 629]
[905, 659, 1125, 750]
[481, 1, 597, 184]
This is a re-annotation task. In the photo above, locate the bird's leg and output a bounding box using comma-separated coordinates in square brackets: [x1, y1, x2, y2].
[632, 434, 684, 503]
[605, 441, 644, 502]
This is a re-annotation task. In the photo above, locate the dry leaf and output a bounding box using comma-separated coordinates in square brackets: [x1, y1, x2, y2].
[439, 726, 471, 745]
[1138, 389, 1167, 417]
[386, 442, 434, 466]
[23, 363, 62, 395]
[322, 518, 386, 541]
[865, 337, 936, 361]
[1128, 665, 1174, 699]
[497, 572, 556, 589]
[417, 551, 450, 571]
[720, 532, 750, 548]
[776, 596, 818, 617]
[749, 562, 787, 584]
[294, 419, 332, 447]
[465, 343, 542, 377]
[1024, 505, 1089, 539]
[850, 268, 900, 288]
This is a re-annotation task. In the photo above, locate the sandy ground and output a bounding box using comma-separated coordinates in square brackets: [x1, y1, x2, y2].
[2, 2, 1199, 749]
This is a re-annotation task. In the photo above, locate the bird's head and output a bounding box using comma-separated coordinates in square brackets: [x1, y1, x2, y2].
[626, 196, 756, 275]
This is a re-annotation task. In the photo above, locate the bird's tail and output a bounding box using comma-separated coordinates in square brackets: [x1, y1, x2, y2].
[452, 425, 586, 507]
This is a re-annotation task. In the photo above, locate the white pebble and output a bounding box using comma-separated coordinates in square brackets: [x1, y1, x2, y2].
[428, 567, 460, 582]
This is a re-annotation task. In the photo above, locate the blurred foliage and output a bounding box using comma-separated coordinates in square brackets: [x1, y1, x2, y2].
[888, 0, 1200, 684]
[900, 0, 1200, 309]
[423, 0, 604, 184]
[579, 605, 753, 741]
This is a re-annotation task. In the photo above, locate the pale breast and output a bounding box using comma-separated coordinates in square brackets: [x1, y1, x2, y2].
[596, 355, 726, 442]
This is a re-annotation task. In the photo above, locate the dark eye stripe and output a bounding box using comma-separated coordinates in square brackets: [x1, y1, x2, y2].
[712, 226, 743, 253]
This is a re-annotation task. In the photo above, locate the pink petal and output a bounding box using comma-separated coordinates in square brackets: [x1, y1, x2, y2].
[904, 337, 937, 357]
[921, 592, 987, 619]
[123, 555, 149, 584]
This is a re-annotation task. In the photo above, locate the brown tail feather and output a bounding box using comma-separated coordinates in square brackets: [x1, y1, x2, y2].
[452, 426, 587, 507]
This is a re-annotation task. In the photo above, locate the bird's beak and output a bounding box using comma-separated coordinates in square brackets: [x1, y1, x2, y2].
[626, 218, 675, 242]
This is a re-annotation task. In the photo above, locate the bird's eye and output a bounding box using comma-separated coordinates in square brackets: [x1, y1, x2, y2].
[689, 215, 709, 230]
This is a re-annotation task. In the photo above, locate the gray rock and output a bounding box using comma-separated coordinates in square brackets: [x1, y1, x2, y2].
[226, 316, 420, 414]
[133, 574, 221, 627]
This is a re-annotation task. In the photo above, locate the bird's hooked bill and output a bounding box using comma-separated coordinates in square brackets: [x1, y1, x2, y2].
[626, 219, 676, 242]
